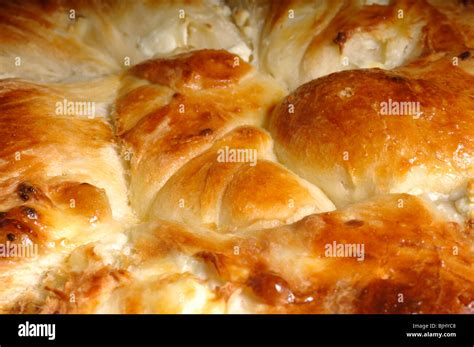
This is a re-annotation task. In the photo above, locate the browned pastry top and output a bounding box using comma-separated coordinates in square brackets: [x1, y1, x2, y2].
[0, 0, 473, 315]
[269, 51, 474, 206]
[28, 194, 474, 314]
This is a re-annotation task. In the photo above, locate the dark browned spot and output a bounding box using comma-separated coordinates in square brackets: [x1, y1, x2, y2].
[333, 31, 347, 46]
[0, 215, 34, 232]
[388, 75, 406, 83]
[0, 212, 6, 219]
[0, 218, 36, 247]
[458, 292, 474, 310]
[247, 272, 295, 306]
[194, 251, 224, 276]
[199, 128, 213, 137]
[459, 51, 471, 60]
[345, 219, 364, 228]
[17, 182, 36, 202]
[21, 206, 38, 220]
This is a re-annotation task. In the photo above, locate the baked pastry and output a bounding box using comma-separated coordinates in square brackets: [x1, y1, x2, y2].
[0, 77, 133, 311]
[15, 194, 474, 313]
[268, 51, 474, 208]
[0, 0, 473, 314]
[116, 50, 334, 230]
[0, 0, 251, 82]
[230, 0, 474, 90]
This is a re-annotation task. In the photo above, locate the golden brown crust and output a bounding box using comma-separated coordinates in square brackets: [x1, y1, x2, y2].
[0, 0, 251, 82]
[427, 0, 474, 49]
[233, 0, 474, 90]
[129, 49, 252, 90]
[118, 52, 272, 217]
[269, 51, 474, 207]
[0, 78, 131, 311]
[0, 78, 130, 220]
[32, 194, 474, 314]
[149, 126, 334, 231]
[1, 1, 473, 315]
[117, 49, 334, 226]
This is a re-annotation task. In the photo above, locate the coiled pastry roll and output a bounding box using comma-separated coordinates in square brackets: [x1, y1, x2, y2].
[116, 49, 334, 231]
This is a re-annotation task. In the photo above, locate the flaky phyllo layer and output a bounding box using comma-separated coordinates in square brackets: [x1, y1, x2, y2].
[0, 0, 473, 313]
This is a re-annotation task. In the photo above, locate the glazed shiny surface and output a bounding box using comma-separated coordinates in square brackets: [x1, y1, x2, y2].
[0, 0, 473, 314]
[269, 51, 474, 207]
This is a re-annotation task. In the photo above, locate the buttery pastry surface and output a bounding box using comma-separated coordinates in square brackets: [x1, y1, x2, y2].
[15, 194, 474, 314]
[268, 51, 474, 207]
[0, 0, 251, 82]
[0, 0, 473, 314]
[230, 0, 474, 90]
[0, 77, 133, 311]
[117, 49, 334, 229]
